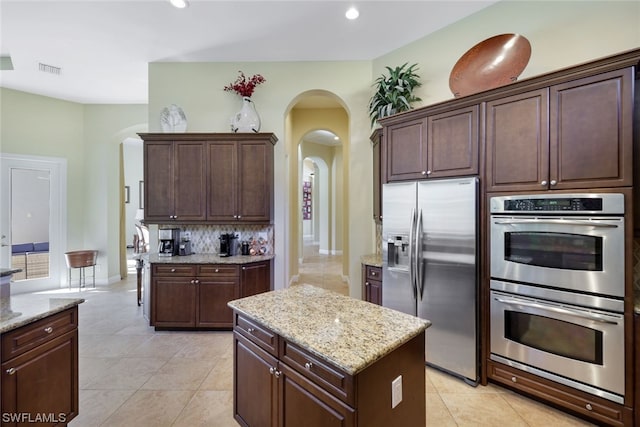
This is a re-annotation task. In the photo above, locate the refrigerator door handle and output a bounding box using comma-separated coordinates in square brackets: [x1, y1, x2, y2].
[408, 208, 417, 300]
[416, 209, 424, 301]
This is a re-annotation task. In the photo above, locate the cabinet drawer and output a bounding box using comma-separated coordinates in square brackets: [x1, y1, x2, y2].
[198, 265, 239, 277]
[2, 307, 78, 362]
[153, 264, 197, 276]
[488, 361, 627, 426]
[234, 313, 278, 356]
[281, 339, 354, 405]
[365, 265, 382, 282]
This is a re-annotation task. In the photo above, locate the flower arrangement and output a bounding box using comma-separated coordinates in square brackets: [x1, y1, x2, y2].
[223, 71, 266, 98]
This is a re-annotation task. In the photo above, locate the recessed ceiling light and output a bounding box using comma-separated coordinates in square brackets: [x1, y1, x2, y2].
[345, 7, 359, 20]
[169, 0, 189, 9]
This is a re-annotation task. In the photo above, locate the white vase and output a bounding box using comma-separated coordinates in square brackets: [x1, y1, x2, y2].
[231, 96, 261, 133]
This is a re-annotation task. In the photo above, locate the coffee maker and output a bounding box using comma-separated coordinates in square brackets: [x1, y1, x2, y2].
[158, 228, 180, 257]
[219, 233, 238, 257]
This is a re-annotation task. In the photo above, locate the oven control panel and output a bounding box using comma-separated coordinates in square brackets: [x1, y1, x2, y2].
[504, 197, 602, 211]
[490, 193, 624, 215]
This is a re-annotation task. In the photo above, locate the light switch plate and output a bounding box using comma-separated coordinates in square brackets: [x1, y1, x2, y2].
[391, 375, 402, 408]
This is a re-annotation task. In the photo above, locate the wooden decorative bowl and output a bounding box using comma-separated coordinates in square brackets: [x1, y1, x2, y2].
[64, 250, 98, 268]
[449, 33, 532, 98]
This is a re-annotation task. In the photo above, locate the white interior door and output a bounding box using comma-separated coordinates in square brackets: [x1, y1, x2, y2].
[0, 154, 67, 293]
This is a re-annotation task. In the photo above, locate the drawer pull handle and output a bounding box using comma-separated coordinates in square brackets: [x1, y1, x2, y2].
[171, 268, 176, 273]
[247, 327, 255, 334]
[6, 368, 16, 375]
[511, 376, 517, 383]
[371, 271, 377, 276]
[44, 327, 53, 334]
[269, 367, 280, 378]
[215, 269, 219, 273]
[585, 403, 593, 411]
[305, 362, 313, 370]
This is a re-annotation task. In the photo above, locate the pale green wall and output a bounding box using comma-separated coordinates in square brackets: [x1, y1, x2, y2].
[1, 87, 85, 260]
[1, 87, 147, 284]
[374, 1, 640, 107]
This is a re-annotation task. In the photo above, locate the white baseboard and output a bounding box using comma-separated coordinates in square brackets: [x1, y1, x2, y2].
[319, 249, 330, 255]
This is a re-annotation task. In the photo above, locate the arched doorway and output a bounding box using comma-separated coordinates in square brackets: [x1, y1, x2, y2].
[285, 91, 349, 293]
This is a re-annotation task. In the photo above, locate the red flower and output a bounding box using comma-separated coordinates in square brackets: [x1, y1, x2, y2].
[223, 71, 266, 98]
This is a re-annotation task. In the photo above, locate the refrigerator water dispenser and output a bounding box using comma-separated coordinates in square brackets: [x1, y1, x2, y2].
[387, 235, 410, 268]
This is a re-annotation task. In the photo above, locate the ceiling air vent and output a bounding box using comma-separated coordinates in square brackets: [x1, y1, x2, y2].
[38, 62, 61, 75]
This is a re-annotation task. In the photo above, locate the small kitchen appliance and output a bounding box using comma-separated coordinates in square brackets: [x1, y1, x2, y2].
[178, 239, 192, 256]
[158, 228, 180, 257]
[219, 233, 238, 257]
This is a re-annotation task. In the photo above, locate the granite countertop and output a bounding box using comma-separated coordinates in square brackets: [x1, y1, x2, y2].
[360, 253, 382, 267]
[147, 253, 274, 264]
[228, 284, 430, 375]
[0, 296, 84, 333]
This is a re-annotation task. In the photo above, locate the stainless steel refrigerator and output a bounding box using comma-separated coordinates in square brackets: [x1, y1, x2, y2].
[382, 177, 478, 385]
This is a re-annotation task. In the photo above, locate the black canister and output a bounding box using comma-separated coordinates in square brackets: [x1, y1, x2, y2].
[241, 241, 250, 255]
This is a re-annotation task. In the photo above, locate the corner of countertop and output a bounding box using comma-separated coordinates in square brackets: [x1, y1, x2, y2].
[360, 253, 382, 268]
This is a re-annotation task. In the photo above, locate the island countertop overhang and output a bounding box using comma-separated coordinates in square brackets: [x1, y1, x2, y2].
[228, 284, 430, 375]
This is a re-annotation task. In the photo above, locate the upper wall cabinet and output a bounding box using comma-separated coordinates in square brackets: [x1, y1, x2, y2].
[140, 133, 277, 224]
[383, 104, 479, 182]
[486, 68, 634, 192]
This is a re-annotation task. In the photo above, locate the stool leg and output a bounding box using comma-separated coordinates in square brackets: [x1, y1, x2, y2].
[68, 267, 71, 290]
[92, 265, 96, 288]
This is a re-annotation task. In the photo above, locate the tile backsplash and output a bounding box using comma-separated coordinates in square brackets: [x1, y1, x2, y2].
[159, 224, 274, 255]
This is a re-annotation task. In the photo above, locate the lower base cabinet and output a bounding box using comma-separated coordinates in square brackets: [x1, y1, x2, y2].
[488, 360, 633, 426]
[233, 312, 425, 427]
[151, 260, 271, 329]
[1, 307, 79, 426]
[361, 264, 382, 306]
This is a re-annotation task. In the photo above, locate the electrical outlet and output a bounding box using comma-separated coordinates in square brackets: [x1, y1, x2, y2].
[391, 375, 402, 408]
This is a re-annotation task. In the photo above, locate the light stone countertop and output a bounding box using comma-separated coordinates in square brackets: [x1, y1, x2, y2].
[360, 253, 382, 268]
[228, 284, 430, 375]
[147, 253, 274, 264]
[0, 296, 84, 333]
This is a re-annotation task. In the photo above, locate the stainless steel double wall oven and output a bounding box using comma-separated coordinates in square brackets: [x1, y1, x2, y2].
[489, 193, 626, 404]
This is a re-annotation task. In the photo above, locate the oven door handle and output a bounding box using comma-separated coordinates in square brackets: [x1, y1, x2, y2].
[494, 297, 620, 325]
[493, 219, 619, 228]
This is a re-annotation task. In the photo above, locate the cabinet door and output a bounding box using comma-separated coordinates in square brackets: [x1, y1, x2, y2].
[174, 142, 206, 221]
[371, 129, 382, 223]
[1, 331, 78, 426]
[197, 278, 239, 328]
[238, 141, 273, 222]
[234, 333, 278, 427]
[241, 261, 271, 298]
[207, 141, 237, 222]
[385, 118, 428, 182]
[485, 89, 550, 192]
[279, 363, 355, 427]
[151, 278, 196, 328]
[144, 141, 175, 221]
[365, 280, 382, 306]
[550, 68, 633, 189]
[427, 105, 479, 178]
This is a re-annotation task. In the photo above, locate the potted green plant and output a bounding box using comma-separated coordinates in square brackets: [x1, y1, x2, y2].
[368, 62, 422, 128]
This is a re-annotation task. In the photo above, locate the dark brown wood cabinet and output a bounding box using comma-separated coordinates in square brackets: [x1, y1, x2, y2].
[370, 128, 383, 223]
[150, 261, 271, 329]
[361, 264, 382, 306]
[232, 312, 425, 427]
[1, 307, 79, 426]
[143, 140, 206, 222]
[486, 68, 634, 192]
[140, 133, 277, 224]
[488, 360, 632, 426]
[240, 260, 272, 298]
[383, 105, 479, 182]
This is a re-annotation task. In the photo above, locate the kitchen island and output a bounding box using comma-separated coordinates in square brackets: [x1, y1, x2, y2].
[228, 284, 430, 427]
[0, 274, 84, 426]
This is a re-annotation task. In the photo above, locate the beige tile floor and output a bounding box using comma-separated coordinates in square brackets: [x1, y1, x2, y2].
[37, 247, 595, 426]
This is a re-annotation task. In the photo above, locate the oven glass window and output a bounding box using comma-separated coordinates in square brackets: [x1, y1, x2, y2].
[505, 311, 603, 364]
[505, 232, 602, 271]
